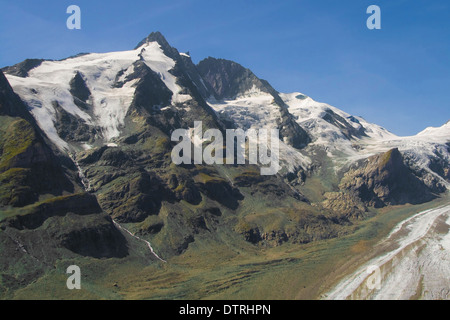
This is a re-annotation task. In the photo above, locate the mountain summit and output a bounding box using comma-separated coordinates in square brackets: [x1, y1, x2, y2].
[135, 31, 180, 60]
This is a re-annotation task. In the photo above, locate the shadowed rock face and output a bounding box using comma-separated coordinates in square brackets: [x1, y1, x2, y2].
[278, 105, 311, 149]
[1, 32, 447, 271]
[0, 69, 129, 269]
[1, 59, 45, 78]
[4, 193, 102, 230]
[1, 31, 448, 300]
[197, 57, 291, 108]
[53, 101, 98, 144]
[52, 213, 128, 259]
[0, 71, 76, 207]
[98, 171, 175, 223]
[339, 148, 436, 207]
[135, 31, 180, 60]
[197, 57, 311, 149]
[428, 150, 450, 182]
[123, 61, 173, 110]
[2, 200, 128, 260]
[197, 58, 263, 100]
[322, 108, 367, 139]
[0, 71, 35, 121]
[194, 173, 244, 210]
[69, 71, 92, 110]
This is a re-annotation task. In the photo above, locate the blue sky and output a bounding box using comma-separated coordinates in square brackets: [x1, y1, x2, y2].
[0, 0, 449, 136]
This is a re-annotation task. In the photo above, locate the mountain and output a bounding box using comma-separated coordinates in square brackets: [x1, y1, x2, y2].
[0, 70, 75, 206]
[197, 57, 311, 151]
[0, 68, 130, 296]
[0, 31, 449, 298]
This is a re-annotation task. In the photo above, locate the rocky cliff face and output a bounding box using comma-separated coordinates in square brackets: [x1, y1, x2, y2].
[339, 148, 436, 208]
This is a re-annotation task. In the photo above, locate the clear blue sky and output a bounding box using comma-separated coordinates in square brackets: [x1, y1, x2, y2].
[1, 0, 449, 136]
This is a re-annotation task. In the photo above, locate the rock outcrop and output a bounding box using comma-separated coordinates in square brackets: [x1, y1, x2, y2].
[339, 148, 436, 207]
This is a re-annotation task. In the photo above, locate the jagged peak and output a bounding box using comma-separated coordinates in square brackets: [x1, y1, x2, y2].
[135, 31, 168, 49]
[135, 31, 180, 61]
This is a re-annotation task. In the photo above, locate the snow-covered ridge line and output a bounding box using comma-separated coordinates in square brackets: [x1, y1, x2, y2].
[4, 37, 449, 181]
[280, 92, 449, 182]
[5, 41, 190, 152]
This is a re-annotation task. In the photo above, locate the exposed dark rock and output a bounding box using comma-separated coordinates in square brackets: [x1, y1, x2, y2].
[234, 169, 306, 201]
[428, 155, 450, 182]
[69, 71, 91, 110]
[77, 146, 109, 165]
[235, 209, 348, 247]
[197, 57, 310, 149]
[134, 34, 227, 138]
[143, 220, 164, 235]
[135, 31, 180, 61]
[1, 31, 447, 282]
[124, 61, 184, 135]
[278, 106, 311, 149]
[2, 59, 45, 78]
[285, 167, 307, 186]
[192, 171, 243, 209]
[0, 69, 129, 274]
[0, 71, 35, 121]
[339, 148, 436, 207]
[175, 235, 195, 254]
[98, 171, 174, 223]
[53, 101, 97, 143]
[124, 61, 173, 109]
[122, 134, 139, 145]
[233, 170, 267, 187]
[0, 72, 76, 207]
[176, 180, 202, 205]
[242, 227, 263, 244]
[178, 54, 214, 98]
[322, 109, 366, 139]
[197, 57, 269, 100]
[201, 207, 222, 217]
[98, 148, 132, 167]
[4, 193, 102, 230]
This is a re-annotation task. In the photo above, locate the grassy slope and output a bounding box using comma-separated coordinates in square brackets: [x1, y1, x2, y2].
[7, 192, 448, 300]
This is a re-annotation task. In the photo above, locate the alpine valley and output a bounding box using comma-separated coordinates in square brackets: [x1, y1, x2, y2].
[0, 32, 449, 300]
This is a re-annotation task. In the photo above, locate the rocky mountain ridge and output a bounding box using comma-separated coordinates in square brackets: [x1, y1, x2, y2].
[0, 32, 448, 296]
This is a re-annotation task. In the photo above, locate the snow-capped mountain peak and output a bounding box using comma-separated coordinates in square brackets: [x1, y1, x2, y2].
[4, 35, 192, 151]
[2, 32, 449, 192]
[416, 120, 450, 139]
